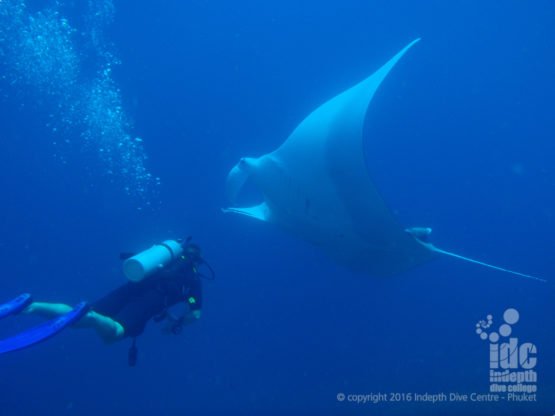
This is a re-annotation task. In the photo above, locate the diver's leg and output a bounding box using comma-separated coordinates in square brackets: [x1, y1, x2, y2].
[77, 310, 125, 344]
[23, 302, 125, 344]
[23, 302, 73, 318]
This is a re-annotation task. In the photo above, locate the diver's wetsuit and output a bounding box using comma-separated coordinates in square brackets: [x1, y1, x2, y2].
[92, 258, 202, 338]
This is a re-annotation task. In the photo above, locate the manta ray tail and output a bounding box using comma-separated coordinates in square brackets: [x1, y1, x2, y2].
[429, 245, 546, 283]
[404, 227, 546, 282]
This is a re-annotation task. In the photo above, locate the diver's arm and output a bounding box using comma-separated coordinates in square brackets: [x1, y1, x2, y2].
[181, 309, 201, 325]
[162, 309, 201, 334]
[167, 309, 201, 326]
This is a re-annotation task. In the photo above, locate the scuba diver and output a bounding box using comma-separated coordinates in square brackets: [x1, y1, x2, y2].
[0, 238, 213, 366]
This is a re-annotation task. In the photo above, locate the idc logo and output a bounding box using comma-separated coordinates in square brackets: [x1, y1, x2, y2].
[475, 308, 538, 400]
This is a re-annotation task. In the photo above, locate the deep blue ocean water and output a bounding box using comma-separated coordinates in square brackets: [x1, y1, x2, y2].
[0, 1, 554, 415]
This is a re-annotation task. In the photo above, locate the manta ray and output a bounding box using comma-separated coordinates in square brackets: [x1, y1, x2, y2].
[224, 39, 544, 282]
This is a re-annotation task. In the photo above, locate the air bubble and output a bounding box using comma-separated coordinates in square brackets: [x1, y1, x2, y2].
[0, 0, 157, 202]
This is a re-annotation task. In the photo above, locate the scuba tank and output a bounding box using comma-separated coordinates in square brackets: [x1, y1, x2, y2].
[123, 240, 184, 282]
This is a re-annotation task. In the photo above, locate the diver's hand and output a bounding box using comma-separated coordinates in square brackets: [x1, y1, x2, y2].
[160, 311, 201, 335]
[160, 313, 183, 335]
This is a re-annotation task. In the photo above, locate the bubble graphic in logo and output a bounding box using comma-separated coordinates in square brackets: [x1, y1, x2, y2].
[503, 308, 519, 325]
[476, 308, 520, 343]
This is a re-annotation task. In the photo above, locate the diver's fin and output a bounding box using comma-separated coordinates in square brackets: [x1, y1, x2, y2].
[429, 245, 546, 283]
[0, 301, 90, 355]
[0, 293, 33, 320]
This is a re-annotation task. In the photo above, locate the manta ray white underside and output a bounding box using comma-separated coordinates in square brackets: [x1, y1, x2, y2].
[224, 39, 544, 282]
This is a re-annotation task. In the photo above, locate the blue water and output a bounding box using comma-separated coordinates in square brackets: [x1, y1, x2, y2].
[1, 1, 554, 415]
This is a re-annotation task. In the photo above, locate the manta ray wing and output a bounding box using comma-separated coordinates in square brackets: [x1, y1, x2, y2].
[225, 39, 434, 276]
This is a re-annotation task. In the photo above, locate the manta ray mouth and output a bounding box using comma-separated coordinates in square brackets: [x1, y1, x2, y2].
[230, 176, 264, 207]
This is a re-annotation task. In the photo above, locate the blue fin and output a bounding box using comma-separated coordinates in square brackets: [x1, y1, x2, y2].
[0, 293, 33, 320]
[0, 301, 90, 355]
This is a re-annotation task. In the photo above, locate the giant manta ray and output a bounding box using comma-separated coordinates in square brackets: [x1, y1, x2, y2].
[224, 39, 543, 282]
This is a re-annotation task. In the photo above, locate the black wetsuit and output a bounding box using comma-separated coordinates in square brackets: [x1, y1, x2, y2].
[92, 258, 202, 338]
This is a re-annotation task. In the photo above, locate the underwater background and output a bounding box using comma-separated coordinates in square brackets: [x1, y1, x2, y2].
[0, 0, 554, 415]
